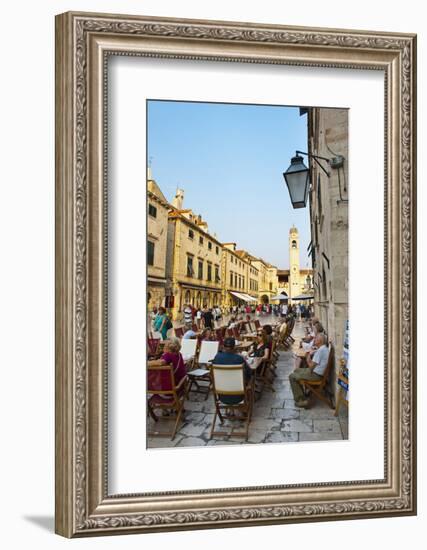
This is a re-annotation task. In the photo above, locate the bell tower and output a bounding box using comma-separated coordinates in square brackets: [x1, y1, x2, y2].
[289, 226, 300, 299]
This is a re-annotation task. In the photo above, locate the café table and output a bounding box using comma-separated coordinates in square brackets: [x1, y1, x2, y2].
[235, 340, 253, 352]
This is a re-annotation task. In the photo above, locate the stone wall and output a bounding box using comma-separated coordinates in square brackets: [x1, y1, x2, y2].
[308, 107, 349, 400]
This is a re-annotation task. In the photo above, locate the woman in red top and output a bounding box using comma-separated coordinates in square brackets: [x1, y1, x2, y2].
[147, 338, 187, 394]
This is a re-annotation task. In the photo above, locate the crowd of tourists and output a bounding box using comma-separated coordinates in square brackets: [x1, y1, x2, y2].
[148, 303, 327, 400]
[149, 301, 313, 341]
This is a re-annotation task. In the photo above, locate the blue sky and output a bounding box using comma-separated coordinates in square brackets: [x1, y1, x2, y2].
[147, 100, 311, 269]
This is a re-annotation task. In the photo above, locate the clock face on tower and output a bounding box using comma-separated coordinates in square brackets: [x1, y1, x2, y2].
[292, 266, 298, 273]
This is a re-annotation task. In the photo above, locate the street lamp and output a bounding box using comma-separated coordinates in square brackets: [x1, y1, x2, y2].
[283, 150, 344, 209]
[282, 154, 310, 209]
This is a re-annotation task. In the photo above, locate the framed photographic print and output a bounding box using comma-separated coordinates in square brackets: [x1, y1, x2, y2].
[55, 11, 417, 537]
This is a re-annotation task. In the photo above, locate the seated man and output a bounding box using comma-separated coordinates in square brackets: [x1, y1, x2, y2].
[289, 333, 329, 408]
[294, 322, 325, 369]
[182, 322, 197, 339]
[212, 337, 253, 405]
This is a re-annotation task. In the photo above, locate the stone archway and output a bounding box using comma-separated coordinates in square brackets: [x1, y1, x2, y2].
[261, 294, 269, 304]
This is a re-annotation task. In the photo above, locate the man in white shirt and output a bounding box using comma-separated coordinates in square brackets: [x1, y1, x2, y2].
[289, 333, 330, 407]
[280, 303, 288, 318]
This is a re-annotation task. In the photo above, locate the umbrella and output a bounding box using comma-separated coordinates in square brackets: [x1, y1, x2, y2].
[270, 294, 289, 301]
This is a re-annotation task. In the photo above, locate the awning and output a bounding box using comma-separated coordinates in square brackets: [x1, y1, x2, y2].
[229, 291, 253, 302]
[292, 294, 314, 300]
[240, 293, 257, 302]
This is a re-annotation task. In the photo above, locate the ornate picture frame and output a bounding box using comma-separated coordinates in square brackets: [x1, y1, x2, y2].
[55, 11, 417, 537]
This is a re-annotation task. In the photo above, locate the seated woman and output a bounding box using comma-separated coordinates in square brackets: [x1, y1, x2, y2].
[147, 338, 187, 400]
[200, 327, 214, 341]
[227, 316, 237, 329]
[249, 333, 271, 373]
[261, 324, 274, 350]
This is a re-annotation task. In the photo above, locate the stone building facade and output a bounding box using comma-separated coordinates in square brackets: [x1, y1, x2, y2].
[222, 243, 254, 308]
[148, 181, 282, 319]
[147, 178, 170, 309]
[307, 107, 349, 390]
[166, 189, 223, 320]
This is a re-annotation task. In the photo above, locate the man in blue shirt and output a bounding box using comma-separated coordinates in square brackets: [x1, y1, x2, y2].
[212, 337, 253, 405]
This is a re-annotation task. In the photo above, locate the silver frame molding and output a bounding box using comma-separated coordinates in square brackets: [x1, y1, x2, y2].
[55, 11, 417, 537]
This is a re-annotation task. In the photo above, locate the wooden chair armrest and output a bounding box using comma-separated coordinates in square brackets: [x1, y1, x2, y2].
[175, 375, 188, 392]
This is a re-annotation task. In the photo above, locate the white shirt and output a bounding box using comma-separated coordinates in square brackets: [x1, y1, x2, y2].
[312, 345, 330, 376]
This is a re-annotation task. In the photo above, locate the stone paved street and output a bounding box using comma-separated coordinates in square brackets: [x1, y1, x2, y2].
[147, 320, 348, 448]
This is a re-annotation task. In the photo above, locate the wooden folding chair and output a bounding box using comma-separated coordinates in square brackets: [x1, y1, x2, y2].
[249, 321, 257, 332]
[147, 365, 188, 440]
[287, 317, 296, 343]
[147, 337, 161, 357]
[180, 338, 198, 369]
[210, 363, 253, 440]
[255, 340, 276, 393]
[187, 340, 219, 398]
[174, 326, 185, 338]
[300, 344, 335, 408]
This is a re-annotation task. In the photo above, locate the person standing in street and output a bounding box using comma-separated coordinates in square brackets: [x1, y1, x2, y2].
[202, 307, 214, 329]
[196, 307, 203, 329]
[183, 303, 193, 325]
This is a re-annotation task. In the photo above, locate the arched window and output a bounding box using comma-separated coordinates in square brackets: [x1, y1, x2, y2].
[291, 240, 297, 249]
[184, 290, 191, 304]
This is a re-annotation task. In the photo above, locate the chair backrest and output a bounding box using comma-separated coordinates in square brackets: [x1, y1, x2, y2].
[254, 320, 261, 329]
[322, 344, 335, 383]
[147, 337, 160, 355]
[279, 322, 288, 337]
[174, 326, 185, 338]
[180, 338, 197, 359]
[211, 364, 245, 394]
[147, 364, 175, 394]
[232, 327, 240, 339]
[243, 321, 252, 333]
[198, 340, 219, 364]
